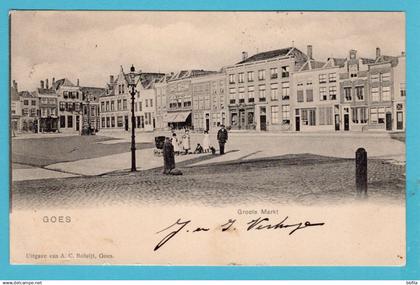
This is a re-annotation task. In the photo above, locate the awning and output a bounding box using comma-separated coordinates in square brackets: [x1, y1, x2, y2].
[168, 111, 191, 123]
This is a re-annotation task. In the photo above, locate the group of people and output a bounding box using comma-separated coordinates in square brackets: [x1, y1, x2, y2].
[162, 125, 229, 174]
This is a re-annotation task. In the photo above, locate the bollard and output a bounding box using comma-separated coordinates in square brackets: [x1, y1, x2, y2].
[355, 148, 368, 198]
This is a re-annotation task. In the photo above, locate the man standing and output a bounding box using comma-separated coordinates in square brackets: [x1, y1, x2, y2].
[217, 125, 228, 155]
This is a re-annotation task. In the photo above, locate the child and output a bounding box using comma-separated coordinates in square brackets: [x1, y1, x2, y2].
[194, 143, 204, 154]
[202, 130, 210, 153]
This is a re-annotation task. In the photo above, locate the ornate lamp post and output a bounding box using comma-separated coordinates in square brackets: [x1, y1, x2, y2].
[127, 65, 139, 172]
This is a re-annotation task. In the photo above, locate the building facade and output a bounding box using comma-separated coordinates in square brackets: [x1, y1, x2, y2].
[100, 66, 164, 131]
[191, 72, 227, 131]
[224, 47, 308, 131]
[292, 57, 343, 132]
[19, 90, 39, 133]
[10, 80, 21, 134]
[80, 87, 104, 131]
[51, 78, 83, 133]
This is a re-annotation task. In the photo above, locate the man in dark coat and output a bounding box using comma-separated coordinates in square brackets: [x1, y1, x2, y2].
[163, 137, 175, 174]
[217, 125, 228, 155]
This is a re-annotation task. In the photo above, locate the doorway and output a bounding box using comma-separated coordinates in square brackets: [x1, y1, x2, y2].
[295, 116, 300, 131]
[397, 111, 403, 130]
[344, 114, 349, 131]
[386, 112, 392, 131]
[334, 114, 340, 131]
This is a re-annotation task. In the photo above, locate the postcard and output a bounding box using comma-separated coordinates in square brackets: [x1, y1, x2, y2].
[9, 11, 406, 265]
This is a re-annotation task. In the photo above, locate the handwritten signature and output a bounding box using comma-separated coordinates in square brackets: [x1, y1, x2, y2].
[154, 217, 325, 251]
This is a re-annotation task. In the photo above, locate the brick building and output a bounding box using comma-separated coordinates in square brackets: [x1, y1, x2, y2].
[224, 47, 308, 131]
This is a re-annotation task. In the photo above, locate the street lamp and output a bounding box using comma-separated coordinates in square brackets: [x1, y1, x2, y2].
[127, 64, 139, 172]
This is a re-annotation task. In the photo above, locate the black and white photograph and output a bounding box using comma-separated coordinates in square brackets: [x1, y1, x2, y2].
[10, 11, 406, 265]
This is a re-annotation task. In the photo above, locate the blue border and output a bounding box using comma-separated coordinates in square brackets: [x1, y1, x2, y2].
[1, 0, 419, 280]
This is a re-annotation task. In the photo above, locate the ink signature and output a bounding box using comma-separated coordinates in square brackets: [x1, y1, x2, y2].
[154, 216, 325, 251]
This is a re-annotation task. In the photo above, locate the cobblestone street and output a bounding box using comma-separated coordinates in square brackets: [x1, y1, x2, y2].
[12, 154, 405, 210]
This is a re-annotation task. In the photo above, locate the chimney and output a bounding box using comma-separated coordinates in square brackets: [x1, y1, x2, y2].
[307, 45, 313, 60]
[110, 75, 114, 83]
[52, 77, 55, 86]
[376, 47, 381, 59]
[242, 51, 248, 61]
[40, 80, 44, 89]
[45, 78, 49, 89]
[77, 78, 79, 86]
[401, 51, 406, 56]
[12, 80, 18, 92]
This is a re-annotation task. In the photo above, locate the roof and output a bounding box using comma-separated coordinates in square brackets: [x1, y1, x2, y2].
[299, 59, 326, 72]
[19, 91, 37, 98]
[360, 57, 376, 65]
[372, 55, 399, 66]
[37, 88, 56, 95]
[52, 78, 76, 90]
[167, 70, 217, 81]
[326, 57, 347, 68]
[236, 47, 304, 64]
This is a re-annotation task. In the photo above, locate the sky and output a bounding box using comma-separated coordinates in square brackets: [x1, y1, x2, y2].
[11, 11, 405, 91]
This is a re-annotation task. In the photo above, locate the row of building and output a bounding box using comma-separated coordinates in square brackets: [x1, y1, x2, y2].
[11, 78, 104, 134]
[12, 44, 406, 134]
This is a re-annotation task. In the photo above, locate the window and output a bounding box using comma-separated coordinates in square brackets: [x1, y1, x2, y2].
[184, 100, 191, 107]
[258, 70, 265, 81]
[106, 101, 110, 111]
[60, 116, 65, 128]
[355, 86, 364, 101]
[123, 99, 127, 110]
[319, 107, 333, 125]
[238, 73, 244, 83]
[282, 82, 290, 100]
[381, 72, 391, 81]
[352, 107, 368, 124]
[281, 66, 290, 78]
[306, 89, 313, 102]
[102, 117, 105, 128]
[111, 101, 115, 111]
[23, 100, 29, 106]
[371, 87, 379, 102]
[282, 105, 290, 124]
[63, 91, 68, 99]
[30, 109, 36, 117]
[247, 71, 254, 82]
[117, 100, 121, 110]
[75, 103, 80, 112]
[270, 83, 278, 101]
[31, 100, 36, 106]
[106, 117, 110, 128]
[248, 86, 255, 102]
[150, 99, 153, 108]
[371, 73, 379, 82]
[306, 81, 313, 86]
[229, 74, 235, 84]
[258, 85, 266, 101]
[145, 99, 149, 107]
[101, 102, 105, 112]
[400, 83, 406, 97]
[382, 86, 391, 101]
[370, 107, 386, 124]
[329, 86, 337, 100]
[271, 106, 279, 124]
[302, 108, 316, 126]
[297, 90, 304, 102]
[229, 88, 236, 104]
[59, 101, 66, 111]
[320, 87, 327, 101]
[139, 101, 142, 111]
[328, 73, 337, 82]
[319, 74, 327, 83]
[238, 87, 245, 103]
[111, 116, 115, 128]
[344, 87, 352, 101]
[117, 116, 123, 127]
[270, 68, 278, 79]
[67, 115, 73, 128]
[297, 82, 304, 87]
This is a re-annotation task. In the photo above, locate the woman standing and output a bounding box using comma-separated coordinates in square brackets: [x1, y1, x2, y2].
[202, 130, 210, 153]
[172, 133, 181, 155]
[182, 129, 191, 155]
